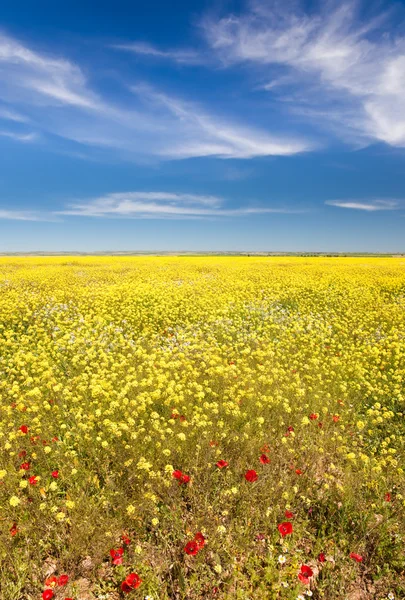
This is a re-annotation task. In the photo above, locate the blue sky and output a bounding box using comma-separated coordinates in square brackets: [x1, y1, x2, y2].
[1, 0, 405, 252]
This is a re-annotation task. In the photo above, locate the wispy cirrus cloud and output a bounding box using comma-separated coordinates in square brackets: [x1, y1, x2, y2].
[0, 31, 311, 161]
[111, 41, 204, 65]
[0, 209, 55, 221]
[204, 0, 405, 148]
[325, 199, 401, 211]
[57, 191, 303, 219]
[131, 84, 312, 159]
[0, 130, 38, 142]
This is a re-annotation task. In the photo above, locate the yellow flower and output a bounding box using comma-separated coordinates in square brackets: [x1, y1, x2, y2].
[9, 496, 21, 507]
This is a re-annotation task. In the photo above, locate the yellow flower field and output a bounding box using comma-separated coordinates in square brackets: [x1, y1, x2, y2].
[0, 256, 404, 600]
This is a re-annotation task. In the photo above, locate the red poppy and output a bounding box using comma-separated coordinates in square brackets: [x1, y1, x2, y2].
[309, 413, 318, 420]
[121, 572, 142, 592]
[51, 470, 59, 479]
[58, 575, 69, 586]
[278, 522, 293, 537]
[287, 426, 294, 432]
[28, 475, 38, 485]
[209, 440, 219, 447]
[298, 564, 313, 584]
[19, 425, 28, 434]
[332, 415, 340, 422]
[10, 522, 18, 536]
[385, 492, 391, 502]
[122, 533, 131, 545]
[259, 454, 270, 464]
[261, 443, 270, 453]
[318, 552, 326, 562]
[284, 510, 294, 519]
[179, 415, 186, 422]
[180, 474, 190, 485]
[184, 540, 199, 555]
[20, 462, 31, 471]
[42, 591, 54, 600]
[110, 547, 124, 565]
[216, 460, 229, 469]
[295, 469, 303, 475]
[245, 470, 258, 482]
[350, 552, 363, 563]
[18, 450, 27, 458]
[51, 436, 59, 442]
[194, 532, 205, 549]
[172, 470, 182, 480]
[45, 576, 58, 587]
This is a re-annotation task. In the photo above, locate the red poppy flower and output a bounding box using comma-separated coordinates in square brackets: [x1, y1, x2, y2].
[10, 522, 18, 536]
[194, 532, 205, 549]
[209, 440, 219, 447]
[19, 425, 28, 434]
[309, 413, 318, 420]
[45, 576, 58, 587]
[18, 450, 27, 458]
[180, 474, 190, 485]
[298, 564, 314, 584]
[350, 552, 363, 563]
[332, 415, 340, 422]
[110, 547, 124, 565]
[184, 540, 199, 555]
[179, 415, 186, 422]
[28, 475, 38, 485]
[384, 492, 391, 502]
[284, 510, 294, 519]
[287, 426, 294, 432]
[245, 470, 258, 482]
[172, 470, 183, 480]
[278, 522, 293, 537]
[42, 591, 54, 600]
[216, 460, 229, 469]
[51, 470, 59, 479]
[259, 454, 270, 464]
[58, 575, 69, 586]
[121, 572, 142, 592]
[51, 436, 59, 442]
[295, 469, 303, 475]
[318, 552, 326, 562]
[122, 533, 131, 545]
[20, 462, 31, 471]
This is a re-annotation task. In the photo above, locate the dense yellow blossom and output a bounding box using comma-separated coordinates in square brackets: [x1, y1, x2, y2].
[0, 256, 404, 599]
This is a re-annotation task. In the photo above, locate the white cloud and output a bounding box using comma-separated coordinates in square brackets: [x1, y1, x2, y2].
[0, 209, 50, 220]
[325, 199, 400, 211]
[131, 85, 312, 158]
[0, 31, 311, 160]
[0, 130, 38, 142]
[204, 0, 405, 148]
[0, 107, 29, 122]
[58, 191, 303, 218]
[111, 42, 204, 65]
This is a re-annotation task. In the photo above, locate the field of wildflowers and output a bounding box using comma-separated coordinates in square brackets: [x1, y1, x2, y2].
[0, 256, 404, 600]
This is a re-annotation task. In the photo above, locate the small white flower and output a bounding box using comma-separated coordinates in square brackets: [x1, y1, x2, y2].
[306, 592, 313, 597]
[281, 581, 289, 588]
[297, 595, 306, 600]
[278, 555, 286, 564]
[388, 594, 394, 600]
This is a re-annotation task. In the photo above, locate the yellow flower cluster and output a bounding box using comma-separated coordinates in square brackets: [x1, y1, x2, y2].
[0, 256, 404, 598]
